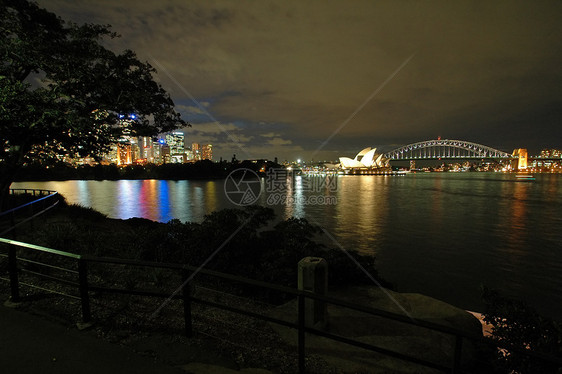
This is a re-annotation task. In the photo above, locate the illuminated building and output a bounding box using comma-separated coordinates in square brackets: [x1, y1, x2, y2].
[161, 144, 170, 164]
[189, 143, 212, 161]
[540, 149, 562, 158]
[130, 137, 140, 162]
[112, 114, 139, 165]
[191, 143, 201, 161]
[117, 143, 132, 165]
[185, 149, 194, 161]
[153, 138, 166, 164]
[104, 144, 119, 164]
[201, 144, 213, 160]
[166, 132, 185, 154]
[138, 136, 155, 163]
[165, 131, 185, 163]
[339, 147, 389, 169]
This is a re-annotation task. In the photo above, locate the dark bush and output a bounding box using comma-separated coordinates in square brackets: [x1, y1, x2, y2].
[481, 286, 562, 374]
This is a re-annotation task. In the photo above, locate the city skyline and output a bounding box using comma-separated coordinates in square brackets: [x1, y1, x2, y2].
[36, 0, 562, 161]
[109, 132, 213, 165]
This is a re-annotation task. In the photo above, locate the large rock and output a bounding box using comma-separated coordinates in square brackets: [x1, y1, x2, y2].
[269, 286, 483, 373]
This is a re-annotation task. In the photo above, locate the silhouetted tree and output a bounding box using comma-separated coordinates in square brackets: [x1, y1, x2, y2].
[0, 0, 186, 209]
[481, 286, 562, 373]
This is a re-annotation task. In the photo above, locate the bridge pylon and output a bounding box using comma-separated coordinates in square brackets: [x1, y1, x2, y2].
[512, 148, 528, 170]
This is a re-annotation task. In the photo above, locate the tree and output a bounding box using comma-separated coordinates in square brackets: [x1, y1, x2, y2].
[0, 0, 187, 208]
[481, 286, 562, 373]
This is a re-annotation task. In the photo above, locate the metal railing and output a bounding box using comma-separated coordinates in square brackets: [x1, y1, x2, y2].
[0, 189, 60, 237]
[1, 238, 561, 373]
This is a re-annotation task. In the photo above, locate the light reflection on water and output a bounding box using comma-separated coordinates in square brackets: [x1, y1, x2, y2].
[11, 173, 562, 318]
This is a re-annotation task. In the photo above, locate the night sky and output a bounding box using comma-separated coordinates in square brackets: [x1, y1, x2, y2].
[36, 0, 562, 161]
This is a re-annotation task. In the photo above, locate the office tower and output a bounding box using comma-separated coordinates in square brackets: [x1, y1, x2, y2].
[201, 144, 213, 160]
[166, 131, 185, 163]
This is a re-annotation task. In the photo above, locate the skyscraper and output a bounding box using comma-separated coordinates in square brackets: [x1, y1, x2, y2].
[166, 131, 185, 163]
[115, 114, 136, 165]
[201, 144, 213, 161]
[191, 143, 201, 161]
[117, 143, 132, 165]
[138, 136, 154, 163]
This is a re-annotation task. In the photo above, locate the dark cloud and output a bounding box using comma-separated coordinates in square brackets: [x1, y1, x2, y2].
[37, 0, 562, 160]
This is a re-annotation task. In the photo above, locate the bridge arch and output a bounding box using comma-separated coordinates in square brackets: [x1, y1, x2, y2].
[384, 139, 511, 160]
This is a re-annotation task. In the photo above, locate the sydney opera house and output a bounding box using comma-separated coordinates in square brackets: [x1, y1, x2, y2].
[339, 147, 390, 170]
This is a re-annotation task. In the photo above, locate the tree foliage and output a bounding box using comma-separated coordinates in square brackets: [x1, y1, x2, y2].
[481, 286, 562, 373]
[0, 0, 186, 206]
[131, 206, 389, 296]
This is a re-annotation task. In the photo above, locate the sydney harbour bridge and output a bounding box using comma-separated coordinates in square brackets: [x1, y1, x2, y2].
[383, 139, 512, 161]
[337, 139, 534, 172]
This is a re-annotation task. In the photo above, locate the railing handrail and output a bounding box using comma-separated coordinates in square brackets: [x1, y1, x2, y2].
[82, 253, 480, 339]
[0, 189, 61, 237]
[2, 238, 562, 371]
[0, 238, 81, 259]
[0, 189, 58, 217]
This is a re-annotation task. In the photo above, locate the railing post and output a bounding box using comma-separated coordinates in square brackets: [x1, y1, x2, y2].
[298, 294, 305, 374]
[8, 246, 20, 302]
[181, 269, 193, 337]
[298, 257, 328, 330]
[10, 211, 16, 237]
[78, 259, 92, 325]
[29, 202, 34, 230]
[452, 335, 463, 373]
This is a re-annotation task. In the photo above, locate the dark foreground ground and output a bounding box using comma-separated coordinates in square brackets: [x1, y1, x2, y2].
[0, 303, 186, 374]
[0, 302, 281, 374]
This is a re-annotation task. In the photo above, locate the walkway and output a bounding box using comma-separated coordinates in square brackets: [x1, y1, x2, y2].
[0, 303, 186, 374]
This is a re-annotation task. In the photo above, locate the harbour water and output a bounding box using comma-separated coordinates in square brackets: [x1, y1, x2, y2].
[12, 172, 562, 318]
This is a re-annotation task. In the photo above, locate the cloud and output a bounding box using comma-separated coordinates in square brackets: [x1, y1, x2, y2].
[184, 121, 256, 158]
[267, 137, 292, 146]
[38, 0, 562, 158]
[186, 122, 239, 135]
[185, 135, 217, 146]
[230, 134, 254, 143]
[176, 104, 205, 115]
[260, 132, 280, 138]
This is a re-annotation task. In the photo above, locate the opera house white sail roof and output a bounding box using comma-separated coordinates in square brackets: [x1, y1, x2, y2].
[339, 147, 389, 169]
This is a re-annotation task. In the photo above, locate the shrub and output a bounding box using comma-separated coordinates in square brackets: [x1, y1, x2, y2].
[481, 286, 562, 373]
